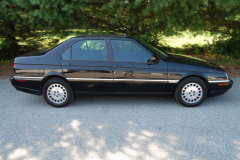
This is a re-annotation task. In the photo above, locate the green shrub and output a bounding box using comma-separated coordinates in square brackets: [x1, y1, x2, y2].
[182, 43, 209, 55]
[0, 39, 19, 60]
[211, 31, 240, 59]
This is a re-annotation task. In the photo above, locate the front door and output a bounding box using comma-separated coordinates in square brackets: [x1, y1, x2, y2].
[109, 39, 168, 92]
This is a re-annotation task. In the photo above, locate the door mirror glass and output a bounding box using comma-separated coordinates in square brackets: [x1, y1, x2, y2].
[148, 56, 159, 64]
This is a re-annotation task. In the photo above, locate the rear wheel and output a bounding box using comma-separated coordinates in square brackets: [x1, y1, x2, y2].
[43, 78, 73, 107]
[175, 77, 207, 107]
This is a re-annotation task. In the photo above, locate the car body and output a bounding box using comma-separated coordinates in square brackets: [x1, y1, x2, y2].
[10, 35, 233, 107]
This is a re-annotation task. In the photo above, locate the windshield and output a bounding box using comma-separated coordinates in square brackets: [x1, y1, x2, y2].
[135, 38, 169, 60]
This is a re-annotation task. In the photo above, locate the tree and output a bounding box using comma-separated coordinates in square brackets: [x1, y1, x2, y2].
[202, 0, 240, 58]
[0, 0, 86, 60]
[0, 0, 240, 60]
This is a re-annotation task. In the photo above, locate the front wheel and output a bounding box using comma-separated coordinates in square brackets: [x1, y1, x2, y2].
[43, 78, 73, 107]
[175, 77, 207, 107]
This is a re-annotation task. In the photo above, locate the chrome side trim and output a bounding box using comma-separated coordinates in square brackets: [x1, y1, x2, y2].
[208, 80, 230, 83]
[168, 80, 179, 83]
[66, 78, 179, 83]
[114, 79, 167, 82]
[67, 78, 113, 81]
[13, 76, 43, 80]
[13, 76, 180, 83]
[114, 79, 179, 83]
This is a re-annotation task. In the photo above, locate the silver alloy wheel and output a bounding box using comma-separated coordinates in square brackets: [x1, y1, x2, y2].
[181, 82, 203, 104]
[47, 83, 67, 104]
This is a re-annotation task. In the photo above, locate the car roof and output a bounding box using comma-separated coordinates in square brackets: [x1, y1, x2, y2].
[74, 34, 134, 39]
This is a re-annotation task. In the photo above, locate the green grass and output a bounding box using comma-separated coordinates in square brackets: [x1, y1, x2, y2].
[188, 54, 240, 65]
[17, 29, 87, 50]
[18, 30, 215, 51]
[159, 31, 240, 65]
[33, 30, 217, 51]
[1, 30, 239, 65]
[0, 59, 13, 64]
[0, 30, 219, 51]
[162, 31, 215, 48]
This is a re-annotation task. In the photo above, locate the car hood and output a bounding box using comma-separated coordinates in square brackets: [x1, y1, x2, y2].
[167, 53, 224, 71]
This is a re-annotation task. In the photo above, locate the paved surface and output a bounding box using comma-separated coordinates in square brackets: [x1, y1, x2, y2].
[0, 78, 240, 160]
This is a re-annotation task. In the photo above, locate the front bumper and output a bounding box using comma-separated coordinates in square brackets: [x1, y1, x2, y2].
[208, 78, 233, 97]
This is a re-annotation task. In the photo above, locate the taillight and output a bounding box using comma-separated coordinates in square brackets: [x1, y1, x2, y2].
[13, 63, 16, 68]
[16, 80, 26, 82]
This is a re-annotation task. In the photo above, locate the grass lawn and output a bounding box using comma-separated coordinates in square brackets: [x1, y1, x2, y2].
[17, 30, 215, 50]
[160, 32, 239, 65]
[1, 30, 239, 65]
[162, 31, 214, 48]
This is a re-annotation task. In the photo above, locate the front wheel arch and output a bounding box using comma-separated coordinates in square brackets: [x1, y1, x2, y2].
[174, 77, 208, 107]
[173, 75, 210, 96]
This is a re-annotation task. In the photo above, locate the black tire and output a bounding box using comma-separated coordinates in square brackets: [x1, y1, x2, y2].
[43, 78, 73, 107]
[175, 77, 207, 107]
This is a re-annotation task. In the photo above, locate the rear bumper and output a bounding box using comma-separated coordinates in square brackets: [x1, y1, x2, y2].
[14, 86, 40, 95]
[208, 78, 233, 97]
[10, 76, 41, 95]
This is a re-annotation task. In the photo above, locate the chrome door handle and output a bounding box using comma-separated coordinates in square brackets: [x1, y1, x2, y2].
[128, 72, 133, 75]
[123, 71, 133, 76]
[61, 63, 71, 66]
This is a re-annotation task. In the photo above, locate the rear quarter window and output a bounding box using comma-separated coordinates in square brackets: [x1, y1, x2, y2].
[61, 48, 71, 60]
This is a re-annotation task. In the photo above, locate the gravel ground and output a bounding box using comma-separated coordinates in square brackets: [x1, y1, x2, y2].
[0, 78, 240, 160]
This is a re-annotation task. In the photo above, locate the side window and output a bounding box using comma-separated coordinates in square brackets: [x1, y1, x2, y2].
[80, 42, 88, 50]
[111, 40, 151, 63]
[61, 48, 70, 60]
[72, 40, 107, 61]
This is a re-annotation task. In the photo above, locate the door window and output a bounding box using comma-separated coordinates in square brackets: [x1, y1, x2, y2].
[111, 40, 151, 63]
[72, 40, 107, 61]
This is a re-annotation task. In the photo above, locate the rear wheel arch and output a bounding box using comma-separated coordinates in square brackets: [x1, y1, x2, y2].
[40, 75, 72, 95]
[42, 77, 74, 107]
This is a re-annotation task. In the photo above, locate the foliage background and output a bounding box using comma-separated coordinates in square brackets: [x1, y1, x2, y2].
[0, 0, 239, 62]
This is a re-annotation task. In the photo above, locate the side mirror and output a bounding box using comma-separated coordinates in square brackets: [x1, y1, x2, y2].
[148, 56, 159, 64]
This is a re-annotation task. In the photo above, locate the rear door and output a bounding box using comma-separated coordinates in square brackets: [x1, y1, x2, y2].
[60, 38, 113, 93]
[108, 38, 168, 92]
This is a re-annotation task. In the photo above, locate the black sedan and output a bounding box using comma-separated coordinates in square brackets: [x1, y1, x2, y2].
[10, 35, 233, 107]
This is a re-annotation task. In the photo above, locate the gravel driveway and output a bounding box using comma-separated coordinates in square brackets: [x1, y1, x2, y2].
[0, 78, 240, 160]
